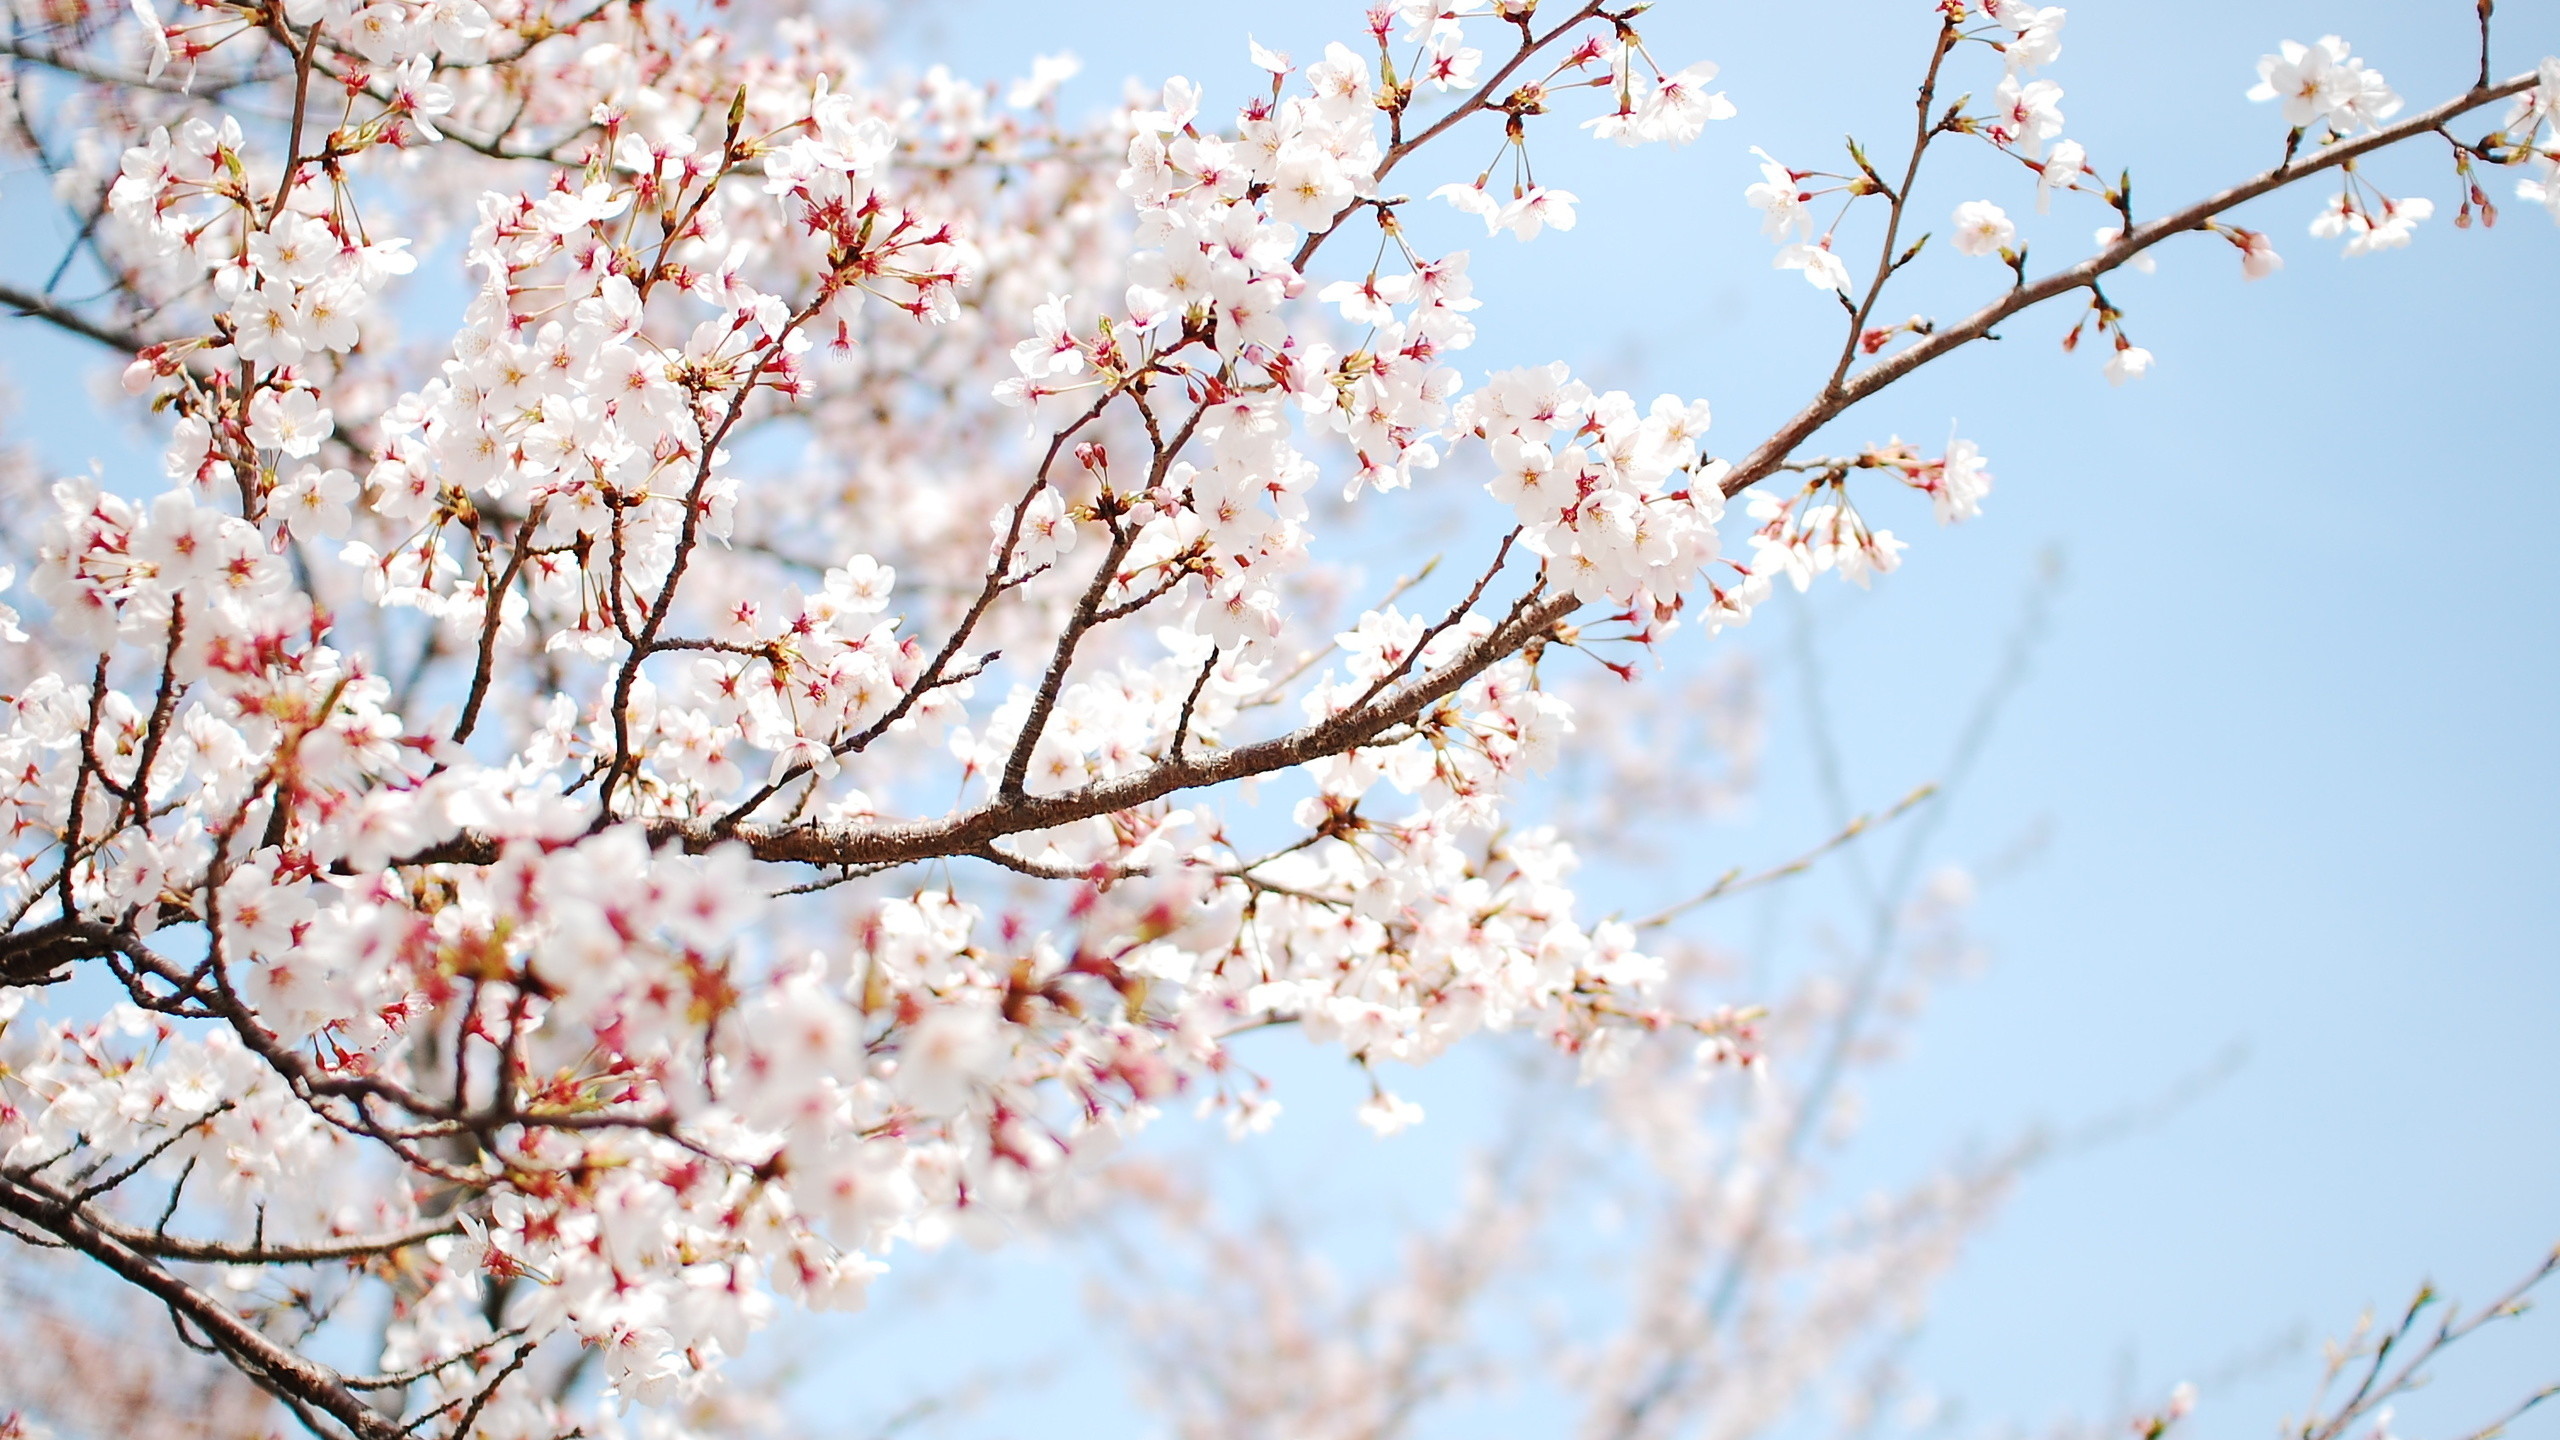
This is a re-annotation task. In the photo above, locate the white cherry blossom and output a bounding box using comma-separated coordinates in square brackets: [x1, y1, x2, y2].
[1951, 200, 2017, 257]
[2249, 36, 2402, 131]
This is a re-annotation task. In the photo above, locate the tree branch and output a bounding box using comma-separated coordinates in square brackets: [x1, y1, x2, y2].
[0, 1171, 403, 1439]
[1721, 70, 2544, 498]
[0, 280, 151, 355]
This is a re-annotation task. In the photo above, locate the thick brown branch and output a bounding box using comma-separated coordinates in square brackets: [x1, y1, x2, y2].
[408, 590, 1580, 873]
[0, 1172, 402, 1439]
[0, 916, 111, 987]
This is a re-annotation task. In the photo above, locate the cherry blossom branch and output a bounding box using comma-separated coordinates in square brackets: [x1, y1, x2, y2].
[1292, 0, 1611, 272]
[1830, 19, 1958, 394]
[0, 10, 2541, 1433]
[2477, 0, 2497, 92]
[2454, 1383, 2560, 1440]
[341, 1329, 531, 1392]
[17, 1176, 461, 1264]
[434, 1337, 540, 1440]
[1347, 529, 1519, 714]
[449, 503, 550, 746]
[999, 517, 1141, 799]
[714, 393, 1116, 826]
[1630, 782, 1936, 931]
[115, 598, 189, 830]
[301, 32, 607, 162]
[1721, 68, 2545, 499]
[599, 296, 828, 816]
[0, 1170, 403, 1440]
[2294, 1246, 2558, 1440]
[965, 844, 1147, 884]
[998, 397, 1213, 797]
[269, 14, 324, 220]
[411, 586, 1578, 872]
[1602, 563, 2058, 1440]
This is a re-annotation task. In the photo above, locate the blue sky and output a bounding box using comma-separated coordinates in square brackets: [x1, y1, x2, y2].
[2, 1, 2552, 1437]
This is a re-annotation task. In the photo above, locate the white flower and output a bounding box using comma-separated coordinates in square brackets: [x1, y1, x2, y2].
[897, 1002, 1007, 1114]
[2233, 229, 2283, 279]
[2248, 36, 2400, 131]
[1130, 75, 1200, 133]
[808, 91, 894, 174]
[295, 277, 363, 353]
[1266, 143, 1358, 230]
[1304, 42, 1373, 122]
[388, 56, 455, 142]
[2037, 139, 2086, 212]
[824, 555, 897, 613]
[1357, 1090, 1425, 1136]
[1493, 186, 1578, 240]
[2505, 57, 2560, 137]
[277, 465, 357, 537]
[602, 1325, 686, 1410]
[2310, 193, 2432, 255]
[1993, 2, 2066, 71]
[1936, 439, 1993, 524]
[1775, 240, 1852, 293]
[342, 4, 415, 65]
[2103, 344, 2154, 385]
[1990, 74, 2067, 159]
[1008, 485, 1079, 569]
[130, 0, 171, 80]
[1746, 148, 1810, 238]
[1432, 178, 1501, 225]
[1951, 200, 2017, 257]
[1005, 52, 1080, 109]
[2517, 155, 2560, 226]
[247, 388, 333, 458]
[1636, 61, 1736, 145]
[1419, 34, 1482, 92]
[1319, 271, 1417, 327]
[133, 488, 232, 587]
[249, 211, 336, 286]
[1009, 292, 1083, 378]
[229, 284, 305, 365]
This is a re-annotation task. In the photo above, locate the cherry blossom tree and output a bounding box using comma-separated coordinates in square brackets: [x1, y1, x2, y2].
[0, 0, 2552, 1435]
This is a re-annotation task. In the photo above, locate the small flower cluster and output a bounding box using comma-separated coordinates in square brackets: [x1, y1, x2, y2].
[1454, 366, 1733, 620]
[2247, 35, 2403, 133]
[1732, 438, 1993, 597]
[1433, 11, 1735, 236]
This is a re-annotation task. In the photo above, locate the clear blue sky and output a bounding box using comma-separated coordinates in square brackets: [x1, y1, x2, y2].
[2, 2, 2551, 1437]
